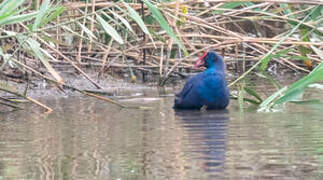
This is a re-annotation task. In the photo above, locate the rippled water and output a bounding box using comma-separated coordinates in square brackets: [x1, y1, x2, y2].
[1, 92, 323, 179]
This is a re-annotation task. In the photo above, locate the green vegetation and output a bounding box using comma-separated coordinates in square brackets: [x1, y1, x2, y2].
[0, 0, 322, 111]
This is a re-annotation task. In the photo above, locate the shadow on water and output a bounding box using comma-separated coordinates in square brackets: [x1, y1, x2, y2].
[175, 109, 229, 179]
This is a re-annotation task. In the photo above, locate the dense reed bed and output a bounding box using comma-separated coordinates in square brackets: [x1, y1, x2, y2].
[0, 0, 322, 111]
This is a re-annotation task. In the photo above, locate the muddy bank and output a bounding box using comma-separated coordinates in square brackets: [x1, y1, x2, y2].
[1, 64, 305, 100]
[0, 73, 175, 100]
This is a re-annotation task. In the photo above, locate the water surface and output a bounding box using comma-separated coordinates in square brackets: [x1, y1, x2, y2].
[1, 93, 323, 179]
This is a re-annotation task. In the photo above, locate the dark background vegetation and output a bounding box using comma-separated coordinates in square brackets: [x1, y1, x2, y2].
[0, 0, 322, 111]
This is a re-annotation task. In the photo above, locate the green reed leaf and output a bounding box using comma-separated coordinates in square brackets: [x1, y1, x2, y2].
[141, 0, 187, 55]
[96, 14, 124, 44]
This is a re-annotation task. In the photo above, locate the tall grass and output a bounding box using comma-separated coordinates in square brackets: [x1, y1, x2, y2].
[0, 0, 322, 111]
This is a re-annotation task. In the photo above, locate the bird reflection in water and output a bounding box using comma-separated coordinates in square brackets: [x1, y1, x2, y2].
[175, 110, 229, 179]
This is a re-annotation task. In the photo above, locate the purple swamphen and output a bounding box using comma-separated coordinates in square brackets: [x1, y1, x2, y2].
[174, 51, 229, 110]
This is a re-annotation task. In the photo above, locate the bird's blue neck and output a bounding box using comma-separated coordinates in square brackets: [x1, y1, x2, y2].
[205, 66, 217, 73]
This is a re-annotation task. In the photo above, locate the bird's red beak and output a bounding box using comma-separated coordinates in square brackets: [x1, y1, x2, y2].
[193, 52, 207, 69]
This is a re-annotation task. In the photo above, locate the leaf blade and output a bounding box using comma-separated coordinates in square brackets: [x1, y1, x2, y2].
[108, 9, 135, 34]
[96, 13, 124, 44]
[121, 0, 154, 45]
[77, 22, 97, 40]
[32, 0, 50, 30]
[24, 37, 64, 83]
[142, 0, 187, 55]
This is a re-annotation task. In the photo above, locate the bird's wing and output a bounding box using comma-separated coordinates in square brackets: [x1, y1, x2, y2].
[200, 72, 228, 100]
[176, 73, 205, 103]
[177, 82, 193, 100]
[176, 73, 201, 98]
[174, 80, 194, 107]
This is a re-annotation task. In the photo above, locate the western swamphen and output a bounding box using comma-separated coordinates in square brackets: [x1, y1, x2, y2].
[174, 51, 229, 110]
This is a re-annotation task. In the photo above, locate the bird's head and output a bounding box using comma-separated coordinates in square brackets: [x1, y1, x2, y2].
[193, 51, 225, 71]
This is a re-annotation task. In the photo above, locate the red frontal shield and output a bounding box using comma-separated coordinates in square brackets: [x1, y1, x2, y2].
[193, 52, 207, 69]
